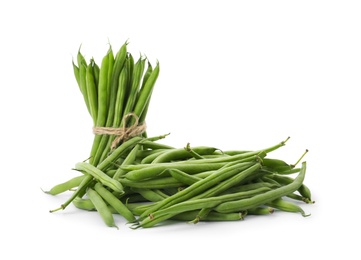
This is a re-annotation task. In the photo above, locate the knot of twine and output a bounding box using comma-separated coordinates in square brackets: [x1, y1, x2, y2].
[92, 113, 146, 150]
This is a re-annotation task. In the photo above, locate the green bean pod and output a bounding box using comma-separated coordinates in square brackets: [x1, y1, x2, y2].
[138, 187, 271, 228]
[44, 175, 85, 195]
[139, 161, 257, 220]
[266, 197, 310, 217]
[86, 187, 118, 228]
[75, 162, 124, 193]
[86, 59, 98, 124]
[130, 188, 166, 202]
[215, 161, 307, 214]
[113, 144, 140, 180]
[151, 146, 217, 163]
[94, 183, 136, 222]
[168, 168, 202, 185]
[132, 62, 160, 123]
[124, 161, 229, 181]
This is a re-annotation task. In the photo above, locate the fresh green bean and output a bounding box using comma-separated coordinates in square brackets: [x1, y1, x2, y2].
[124, 161, 229, 181]
[139, 161, 257, 220]
[86, 187, 118, 228]
[75, 162, 124, 193]
[119, 176, 183, 189]
[246, 207, 274, 215]
[79, 62, 91, 115]
[266, 197, 310, 217]
[131, 188, 166, 202]
[88, 48, 111, 166]
[152, 146, 217, 164]
[44, 175, 85, 195]
[184, 143, 206, 160]
[140, 140, 174, 150]
[269, 173, 313, 201]
[86, 59, 98, 125]
[94, 182, 136, 222]
[191, 163, 262, 200]
[287, 193, 314, 204]
[97, 136, 143, 172]
[93, 42, 128, 165]
[138, 187, 271, 228]
[215, 161, 307, 213]
[168, 168, 202, 186]
[122, 57, 146, 125]
[72, 60, 80, 88]
[171, 138, 288, 165]
[132, 62, 160, 123]
[113, 144, 140, 180]
[92, 60, 100, 87]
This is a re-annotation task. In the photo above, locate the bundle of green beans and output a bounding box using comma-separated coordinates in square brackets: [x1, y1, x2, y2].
[45, 42, 314, 229]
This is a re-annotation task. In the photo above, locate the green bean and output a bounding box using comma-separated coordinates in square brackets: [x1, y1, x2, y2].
[215, 161, 307, 213]
[219, 182, 279, 196]
[138, 161, 257, 220]
[172, 210, 247, 222]
[94, 183, 136, 222]
[246, 207, 274, 215]
[119, 176, 183, 189]
[124, 161, 229, 181]
[121, 193, 148, 203]
[203, 211, 246, 221]
[132, 62, 160, 123]
[188, 208, 212, 224]
[113, 63, 129, 127]
[44, 175, 85, 195]
[76, 45, 87, 67]
[138, 187, 271, 228]
[72, 60, 80, 88]
[125, 53, 134, 93]
[184, 143, 206, 160]
[72, 197, 97, 211]
[89, 48, 112, 166]
[50, 175, 94, 212]
[223, 150, 251, 155]
[286, 193, 314, 204]
[137, 61, 153, 126]
[269, 173, 313, 201]
[86, 187, 118, 228]
[140, 149, 168, 164]
[92, 60, 100, 87]
[86, 59, 98, 125]
[151, 146, 217, 164]
[126, 203, 154, 216]
[262, 158, 292, 172]
[72, 197, 122, 215]
[137, 148, 167, 159]
[168, 168, 202, 186]
[152, 189, 169, 199]
[172, 138, 288, 165]
[266, 197, 310, 217]
[97, 136, 143, 172]
[75, 162, 124, 193]
[113, 144, 140, 180]
[93, 42, 127, 165]
[131, 188, 166, 202]
[191, 163, 262, 200]
[122, 57, 146, 125]
[140, 140, 174, 150]
[79, 62, 91, 115]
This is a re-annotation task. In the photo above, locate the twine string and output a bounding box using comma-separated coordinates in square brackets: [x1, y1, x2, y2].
[92, 113, 146, 150]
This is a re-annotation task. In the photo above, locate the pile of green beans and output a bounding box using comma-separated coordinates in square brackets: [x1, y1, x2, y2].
[45, 42, 314, 229]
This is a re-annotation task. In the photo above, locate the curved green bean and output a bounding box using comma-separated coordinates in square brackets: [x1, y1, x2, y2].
[215, 161, 307, 213]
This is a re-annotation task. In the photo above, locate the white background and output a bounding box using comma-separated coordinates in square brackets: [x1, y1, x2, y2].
[1, 0, 360, 259]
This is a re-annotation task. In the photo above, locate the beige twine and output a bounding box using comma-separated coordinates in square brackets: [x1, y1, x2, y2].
[92, 113, 146, 150]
